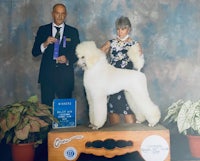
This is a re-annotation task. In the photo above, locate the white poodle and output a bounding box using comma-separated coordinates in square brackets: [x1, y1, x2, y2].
[76, 41, 161, 129]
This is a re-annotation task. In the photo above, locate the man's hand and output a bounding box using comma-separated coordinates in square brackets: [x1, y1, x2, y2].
[56, 55, 67, 64]
[43, 36, 58, 48]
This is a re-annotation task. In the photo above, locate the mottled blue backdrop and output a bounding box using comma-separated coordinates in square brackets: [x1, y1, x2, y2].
[0, 0, 200, 122]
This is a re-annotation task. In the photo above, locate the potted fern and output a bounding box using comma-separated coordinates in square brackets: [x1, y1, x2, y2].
[164, 99, 200, 158]
[0, 95, 57, 161]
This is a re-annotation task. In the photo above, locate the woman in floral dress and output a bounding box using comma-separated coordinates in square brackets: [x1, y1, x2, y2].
[101, 16, 143, 125]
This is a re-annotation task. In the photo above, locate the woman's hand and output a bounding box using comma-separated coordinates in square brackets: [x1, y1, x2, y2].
[100, 41, 111, 54]
[137, 42, 143, 56]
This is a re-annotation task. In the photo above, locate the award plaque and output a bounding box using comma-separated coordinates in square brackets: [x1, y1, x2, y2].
[52, 98, 76, 129]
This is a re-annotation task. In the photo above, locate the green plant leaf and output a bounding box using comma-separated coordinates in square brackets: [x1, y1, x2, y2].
[0, 118, 8, 132]
[6, 111, 20, 129]
[27, 116, 49, 128]
[6, 132, 14, 144]
[29, 120, 41, 132]
[27, 95, 38, 103]
[163, 99, 184, 122]
[15, 124, 30, 140]
[0, 95, 55, 144]
[0, 130, 5, 142]
[177, 100, 195, 134]
[192, 104, 200, 133]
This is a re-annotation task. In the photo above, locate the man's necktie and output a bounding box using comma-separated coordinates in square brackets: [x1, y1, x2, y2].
[54, 26, 61, 60]
[55, 26, 61, 40]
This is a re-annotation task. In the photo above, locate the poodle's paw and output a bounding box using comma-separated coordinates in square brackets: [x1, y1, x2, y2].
[136, 120, 142, 124]
[88, 124, 99, 130]
[92, 126, 99, 130]
[148, 122, 156, 127]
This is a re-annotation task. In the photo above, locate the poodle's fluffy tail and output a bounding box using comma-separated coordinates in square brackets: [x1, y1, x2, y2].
[125, 90, 161, 127]
[127, 43, 144, 71]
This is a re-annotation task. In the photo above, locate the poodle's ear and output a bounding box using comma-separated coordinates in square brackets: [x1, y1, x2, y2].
[76, 41, 104, 69]
[85, 48, 103, 69]
[76, 41, 96, 55]
[127, 43, 144, 71]
[88, 41, 96, 47]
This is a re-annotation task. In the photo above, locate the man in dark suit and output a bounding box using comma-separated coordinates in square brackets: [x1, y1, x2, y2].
[32, 3, 80, 161]
[32, 3, 80, 106]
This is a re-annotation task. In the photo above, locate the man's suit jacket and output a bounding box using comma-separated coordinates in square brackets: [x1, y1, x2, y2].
[32, 23, 80, 91]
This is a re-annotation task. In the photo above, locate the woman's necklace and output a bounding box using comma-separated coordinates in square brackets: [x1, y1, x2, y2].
[117, 34, 129, 42]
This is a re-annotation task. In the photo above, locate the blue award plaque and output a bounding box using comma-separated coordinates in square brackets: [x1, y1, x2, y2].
[52, 98, 76, 129]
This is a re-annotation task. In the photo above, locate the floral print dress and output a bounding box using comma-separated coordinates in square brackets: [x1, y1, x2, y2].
[107, 38, 136, 115]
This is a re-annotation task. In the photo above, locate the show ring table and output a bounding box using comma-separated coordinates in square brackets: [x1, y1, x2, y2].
[48, 123, 170, 161]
